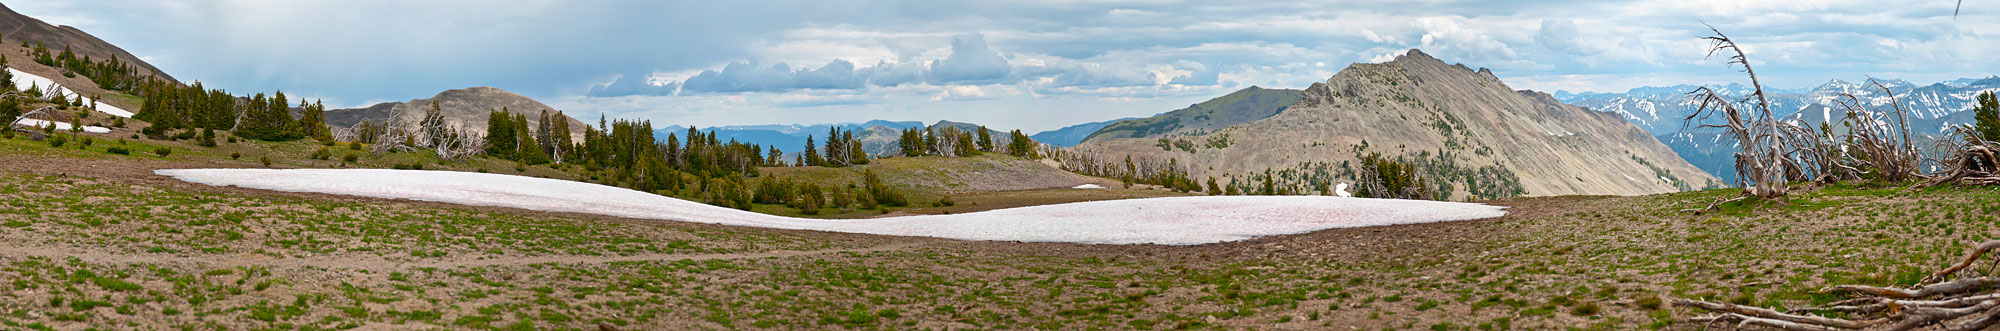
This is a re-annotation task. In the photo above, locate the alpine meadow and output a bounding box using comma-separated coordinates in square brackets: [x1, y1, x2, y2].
[2, 1, 1999, 330]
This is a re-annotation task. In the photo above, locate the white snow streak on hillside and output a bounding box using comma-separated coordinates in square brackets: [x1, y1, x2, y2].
[13, 118, 109, 133]
[7, 68, 134, 118]
[156, 169, 1508, 245]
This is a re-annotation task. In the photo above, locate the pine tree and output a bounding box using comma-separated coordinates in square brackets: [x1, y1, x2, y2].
[1007, 130, 1036, 157]
[300, 100, 331, 142]
[1259, 169, 1276, 196]
[1206, 177, 1221, 195]
[849, 140, 869, 165]
[1974, 91, 2000, 143]
[485, 110, 518, 159]
[954, 130, 978, 157]
[897, 128, 923, 156]
[0, 55, 14, 91]
[976, 126, 993, 151]
[802, 136, 823, 166]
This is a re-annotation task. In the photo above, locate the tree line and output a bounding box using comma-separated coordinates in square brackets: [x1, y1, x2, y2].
[893, 124, 1037, 158]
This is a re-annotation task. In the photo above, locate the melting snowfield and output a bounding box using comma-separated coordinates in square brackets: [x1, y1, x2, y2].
[12, 119, 109, 133]
[7, 68, 134, 117]
[156, 169, 1507, 245]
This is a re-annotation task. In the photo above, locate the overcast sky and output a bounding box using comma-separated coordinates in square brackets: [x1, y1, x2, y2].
[9, 0, 1995, 132]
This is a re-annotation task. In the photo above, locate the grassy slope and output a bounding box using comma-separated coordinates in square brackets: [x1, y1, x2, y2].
[1080, 86, 1301, 143]
[8, 123, 1999, 329]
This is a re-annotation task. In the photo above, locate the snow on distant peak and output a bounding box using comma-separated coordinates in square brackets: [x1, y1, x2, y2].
[156, 169, 1508, 245]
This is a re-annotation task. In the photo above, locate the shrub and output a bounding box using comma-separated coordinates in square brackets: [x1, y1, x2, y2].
[1635, 296, 1663, 310]
[106, 147, 129, 155]
[348, 142, 363, 151]
[260, 156, 272, 167]
[152, 147, 172, 157]
[231, 152, 242, 160]
[110, 117, 124, 128]
[197, 129, 217, 147]
[310, 148, 331, 160]
[1570, 302, 1600, 316]
[47, 135, 65, 147]
[79, 136, 92, 146]
[342, 153, 359, 163]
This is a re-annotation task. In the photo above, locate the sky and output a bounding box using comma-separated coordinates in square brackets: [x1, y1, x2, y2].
[8, 0, 1996, 132]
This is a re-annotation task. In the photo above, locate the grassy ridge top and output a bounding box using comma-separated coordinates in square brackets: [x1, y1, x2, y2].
[1080, 86, 1301, 143]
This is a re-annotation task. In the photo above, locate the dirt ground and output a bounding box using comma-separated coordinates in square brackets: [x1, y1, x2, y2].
[5, 139, 1991, 330]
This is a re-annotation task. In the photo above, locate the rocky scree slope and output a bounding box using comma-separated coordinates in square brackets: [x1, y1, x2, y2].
[1075, 49, 1718, 199]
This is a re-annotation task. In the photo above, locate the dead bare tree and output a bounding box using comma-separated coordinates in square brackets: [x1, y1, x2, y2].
[1922, 126, 2000, 187]
[1677, 240, 2000, 330]
[365, 101, 485, 162]
[1684, 24, 1829, 199]
[1830, 79, 1924, 183]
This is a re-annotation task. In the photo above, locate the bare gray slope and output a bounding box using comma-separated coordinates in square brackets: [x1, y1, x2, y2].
[326, 87, 589, 141]
[1076, 49, 1717, 198]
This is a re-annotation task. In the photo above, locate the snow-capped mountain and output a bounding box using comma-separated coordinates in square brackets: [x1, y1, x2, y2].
[1555, 76, 2000, 184]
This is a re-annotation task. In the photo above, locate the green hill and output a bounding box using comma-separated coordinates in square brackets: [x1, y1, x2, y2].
[1080, 86, 1301, 143]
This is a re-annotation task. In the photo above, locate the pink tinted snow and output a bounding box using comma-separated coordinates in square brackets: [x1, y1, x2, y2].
[156, 169, 1507, 245]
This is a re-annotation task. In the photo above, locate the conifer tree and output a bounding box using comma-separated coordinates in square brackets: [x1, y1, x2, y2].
[976, 125, 993, 151]
[1974, 91, 2000, 143]
[849, 140, 869, 164]
[485, 110, 518, 159]
[802, 136, 823, 166]
[1006, 130, 1035, 157]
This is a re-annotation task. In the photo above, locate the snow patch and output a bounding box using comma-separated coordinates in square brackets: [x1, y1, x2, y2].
[7, 68, 134, 118]
[1072, 184, 1105, 189]
[156, 169, 1509, 245]
[12, 118, 109, 133]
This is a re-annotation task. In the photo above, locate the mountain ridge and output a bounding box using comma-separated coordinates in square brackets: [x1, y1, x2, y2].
[0, 3, 174, 83]
[1072, 49, 1717, 198]
[325, 87, 591, 141]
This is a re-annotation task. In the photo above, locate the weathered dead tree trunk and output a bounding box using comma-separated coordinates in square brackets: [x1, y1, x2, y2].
[1678, 240, 2000, 330]
[1922, 126, 2000, 187]
[1684, 25, 1829, 200]
[1829, 79, 1924, 183]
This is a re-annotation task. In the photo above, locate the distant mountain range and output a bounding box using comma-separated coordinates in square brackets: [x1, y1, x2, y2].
[1030, 118, 1129, 147]
[656, 120, 924, 155]
[1556, 75, 2000, 183]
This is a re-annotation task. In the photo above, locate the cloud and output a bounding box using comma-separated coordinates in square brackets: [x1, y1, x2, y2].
[927, 33, 1012, 83]
[16, 0, 1999, 132]
[587, 71, 679, 97]
[1536, 19, 1599, 56]
[770, 92, 886, 108]
[1414, 17, 1520, 63]
[930, 85, 989, 101]
[674, 60, 869, 94]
